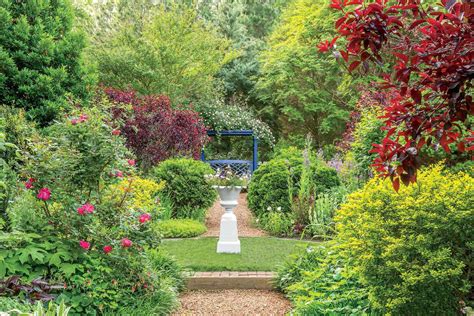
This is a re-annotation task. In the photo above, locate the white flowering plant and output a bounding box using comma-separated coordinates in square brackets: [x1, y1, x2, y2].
[205, 166, 250, 188]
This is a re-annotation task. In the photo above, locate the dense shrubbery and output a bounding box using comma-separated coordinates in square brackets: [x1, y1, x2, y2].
[279, 165, 474, 314]
[153, 158, 216, 221]
[1, 100, 181, 314]
[104, 88, 209, 170]
[155, 219, 207, 238]
[278, 243, 373, 315]
[336, 165, 473, 314]
[0, 0, 95, 126]
[248, 145, 340, 237]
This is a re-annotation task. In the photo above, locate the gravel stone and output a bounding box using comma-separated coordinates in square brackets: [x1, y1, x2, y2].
[172, 289, 291, 316]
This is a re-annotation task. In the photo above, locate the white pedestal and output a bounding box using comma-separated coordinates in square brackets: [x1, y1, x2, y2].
[215, 186, 242, 254]
[217, 211, 240, 253]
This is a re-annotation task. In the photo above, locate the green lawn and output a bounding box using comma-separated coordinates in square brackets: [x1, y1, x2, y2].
[161, 237, 314, 271]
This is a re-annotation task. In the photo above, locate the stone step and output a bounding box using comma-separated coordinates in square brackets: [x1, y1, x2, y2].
[185, 271, 276, 290]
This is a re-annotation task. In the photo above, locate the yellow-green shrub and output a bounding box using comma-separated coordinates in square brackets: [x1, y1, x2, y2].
[336, 165, 474, 314]
[106, 177, 165, 213]
[155, 219, 207, 238]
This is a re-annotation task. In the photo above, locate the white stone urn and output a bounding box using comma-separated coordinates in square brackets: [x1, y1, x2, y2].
[213, 186, 243, 253]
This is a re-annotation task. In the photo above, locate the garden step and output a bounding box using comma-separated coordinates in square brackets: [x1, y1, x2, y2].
[185, 271, 276, 290]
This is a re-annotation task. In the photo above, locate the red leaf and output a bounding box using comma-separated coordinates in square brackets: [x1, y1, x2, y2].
[410, 89, 422, 104]
[409, 19, 425, 30]
[340, 50, 349, 62]
[392, 177, 400, 192]
[348, 60, 361, 72]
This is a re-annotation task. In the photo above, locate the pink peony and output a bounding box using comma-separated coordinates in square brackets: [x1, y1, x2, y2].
[71, 118, 79, 125]
[127, 159, 136, 166]
[115, 171, 123, 178]
[24, 178, 35, 189]
[79, 114, 88, 122]
[77, 206, 85, 215]
[139, 213, 151, 224]
[77, 203, 94, 215]
[37, 188, 51, 201]
[121, 238, 132, 248]
[79, 240, 90, 250]
[103, 245, 113, 254]
[112, 129, 121, 136]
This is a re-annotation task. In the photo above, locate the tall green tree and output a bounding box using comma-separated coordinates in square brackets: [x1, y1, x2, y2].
[84, 1, 236, 105]
[197, 0, 289, 104]
[256, 0, 360, 145]
[0, 0, 95, 126]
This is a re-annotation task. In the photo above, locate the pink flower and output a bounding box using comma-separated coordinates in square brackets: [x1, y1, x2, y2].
[115, 171, 123, 178]
[112, 129, 121, 136]
[77, 203, 94, 215]
[139, 213, 151, 224]
[71, 118, 79, 125]
[103, 245, 113, 254]
[121, 238, 132, 248]
[79, 240, 90, 250]
[37, 188, 51, 201]
[24, 178, 35, 189]
[83, 203, 94, 214]
[79, 114, 88, 122]
[127, 159, 136, 166]
[77, 206, 85, 215]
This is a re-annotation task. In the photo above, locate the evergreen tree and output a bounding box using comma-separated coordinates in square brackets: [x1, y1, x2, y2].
[0, 0, 95, 126]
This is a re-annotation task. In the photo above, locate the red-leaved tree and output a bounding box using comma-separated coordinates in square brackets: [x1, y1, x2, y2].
[319, 0, 473, 190]
[104, 88, 209, 169]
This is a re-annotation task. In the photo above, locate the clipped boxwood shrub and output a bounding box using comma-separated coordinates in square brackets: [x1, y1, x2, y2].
[153, 158, 216, 220]
[155, 219, 207, 238]
[248, 147, 340, 217]
[336, 165, 474, 314]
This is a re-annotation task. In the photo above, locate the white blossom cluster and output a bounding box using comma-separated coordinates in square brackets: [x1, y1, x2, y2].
[199, 101, 275, 145]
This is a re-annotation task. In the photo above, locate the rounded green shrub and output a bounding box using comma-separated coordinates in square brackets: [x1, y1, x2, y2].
[248, 147, 340, 217]
[155, 219, 207, 238]
[153, 158, 216, 220]
[336, 165, 474, 314]
[248, 159, 293, 217]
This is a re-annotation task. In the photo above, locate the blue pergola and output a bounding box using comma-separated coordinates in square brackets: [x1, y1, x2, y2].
[201, 130, 258, 175]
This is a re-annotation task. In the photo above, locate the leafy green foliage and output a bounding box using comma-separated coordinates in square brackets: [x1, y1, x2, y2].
[0, 297, 32, 313]
[0, 232, 84, 281]
[278, 243, 375, 315]
[86, 3, 236, 106]
[255, 0, 359, 144]
[153, 158, 216, 220]
[0, 0, 95, 126]
[155, 219, 207, 238]
[349, 107, 385, 180]
[336, 165, 474, 314]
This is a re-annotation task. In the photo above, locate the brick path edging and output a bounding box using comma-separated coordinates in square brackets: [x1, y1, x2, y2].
[185, 271, 276, 290]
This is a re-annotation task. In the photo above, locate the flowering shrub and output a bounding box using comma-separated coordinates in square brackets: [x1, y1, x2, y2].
[5, 101, 181, 313]
[104, 88, 209, 170]
[336, 164, 474, 314]
[196, 98, 275, 145]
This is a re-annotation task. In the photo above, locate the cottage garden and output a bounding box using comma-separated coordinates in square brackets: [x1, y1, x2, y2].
[0, 0, 472, 315]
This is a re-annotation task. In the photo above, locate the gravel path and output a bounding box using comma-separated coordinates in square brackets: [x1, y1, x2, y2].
[202, 193, 267, 237]
[172, 290, 291, 316]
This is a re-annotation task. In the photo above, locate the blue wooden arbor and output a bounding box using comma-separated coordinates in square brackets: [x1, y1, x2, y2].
[201, 130, 258, 175]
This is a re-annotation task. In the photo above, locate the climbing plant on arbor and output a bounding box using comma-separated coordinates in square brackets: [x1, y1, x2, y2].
[320, 0, 473, 190]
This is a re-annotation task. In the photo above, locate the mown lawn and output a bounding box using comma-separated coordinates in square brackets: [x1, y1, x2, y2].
[161, 237, 315, 271]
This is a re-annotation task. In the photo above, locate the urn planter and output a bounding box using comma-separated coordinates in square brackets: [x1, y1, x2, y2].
[213, 186, 243, 253]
